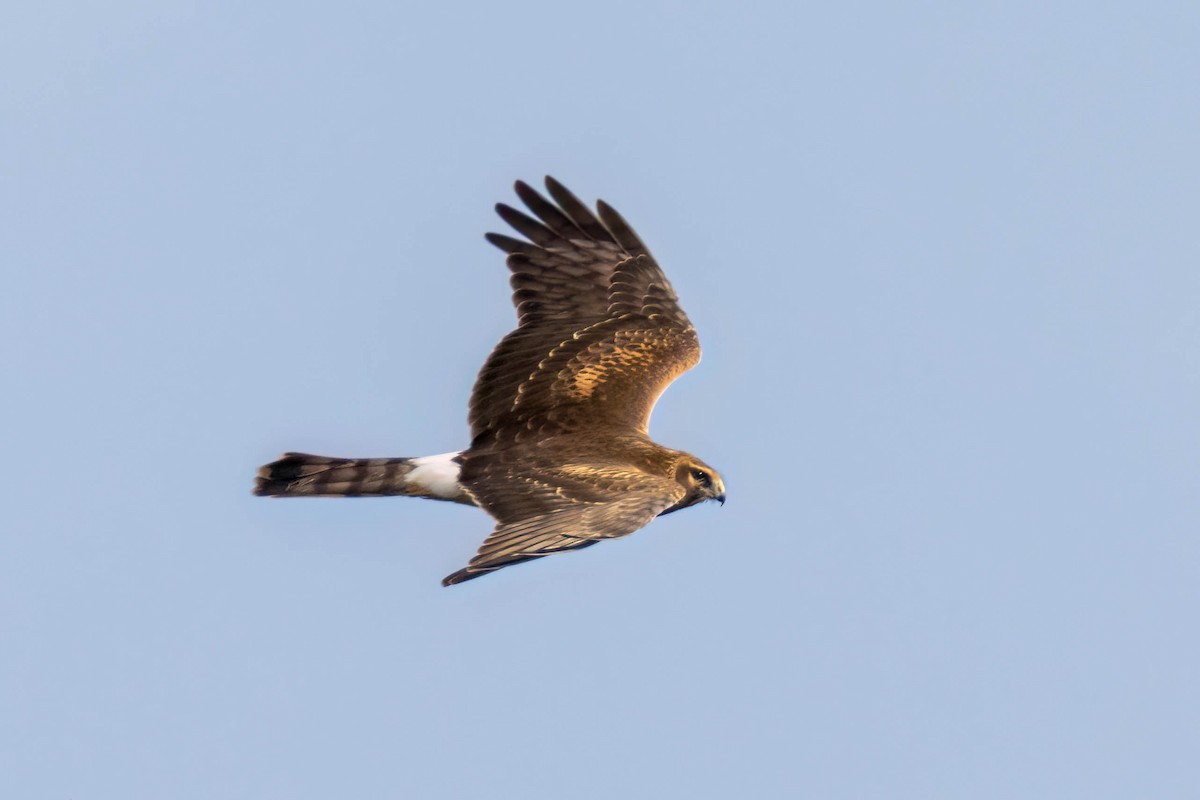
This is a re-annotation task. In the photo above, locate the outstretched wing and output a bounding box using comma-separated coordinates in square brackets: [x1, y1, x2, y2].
[443, 459, 682, 585]
[470, 178, 700, 444]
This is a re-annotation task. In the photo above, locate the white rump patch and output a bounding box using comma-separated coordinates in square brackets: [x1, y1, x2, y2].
[408, 451, 463, 499]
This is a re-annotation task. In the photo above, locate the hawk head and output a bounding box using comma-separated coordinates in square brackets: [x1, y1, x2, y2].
[661, 456, 726, 515]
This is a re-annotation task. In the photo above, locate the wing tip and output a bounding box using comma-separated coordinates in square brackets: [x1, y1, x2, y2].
[442, 567, 486, 587]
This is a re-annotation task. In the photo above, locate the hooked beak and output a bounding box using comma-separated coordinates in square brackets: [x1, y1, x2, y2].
[715, 492, 726, 506]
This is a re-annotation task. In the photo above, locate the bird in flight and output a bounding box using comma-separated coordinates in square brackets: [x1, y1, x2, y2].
[254, 177, 725, 585]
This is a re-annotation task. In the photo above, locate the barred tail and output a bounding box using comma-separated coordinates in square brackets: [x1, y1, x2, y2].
[253, 452, 473, 505]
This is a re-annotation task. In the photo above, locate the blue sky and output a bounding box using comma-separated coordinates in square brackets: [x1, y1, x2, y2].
[3, 2, 1197, 797]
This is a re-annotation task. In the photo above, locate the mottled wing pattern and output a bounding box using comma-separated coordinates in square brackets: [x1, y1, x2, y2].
[470, 178, 699, 443]
[443, 459, 683, 585]
[487, 177, 642, 324]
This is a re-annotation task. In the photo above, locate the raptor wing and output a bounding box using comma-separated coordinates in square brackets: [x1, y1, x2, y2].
[470, 178, 700, 444]
[443, 463, 680, 585]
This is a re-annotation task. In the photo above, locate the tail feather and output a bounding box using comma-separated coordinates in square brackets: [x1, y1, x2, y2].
[253, 452, 473, 504]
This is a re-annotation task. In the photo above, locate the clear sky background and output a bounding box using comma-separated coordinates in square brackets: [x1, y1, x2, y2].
[3, 2, 1197, 798]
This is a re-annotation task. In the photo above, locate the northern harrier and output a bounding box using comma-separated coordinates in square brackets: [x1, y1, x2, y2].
[255, 177, 725, 585]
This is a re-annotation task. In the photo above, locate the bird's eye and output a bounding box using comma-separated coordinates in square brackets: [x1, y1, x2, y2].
[692, 469, 711, 487]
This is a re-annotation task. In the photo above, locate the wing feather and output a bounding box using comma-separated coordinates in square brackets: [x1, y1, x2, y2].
[513, 180, 585, 239]
[441, 485, 677, 585]
[470, 178, 699, 441]
[494, 203, 560, 247]
[544, 176, 612, 240]
[596, 200, 651, 256]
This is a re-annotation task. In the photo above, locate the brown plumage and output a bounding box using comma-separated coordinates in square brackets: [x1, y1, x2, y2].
[255, 177, 725, 585]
